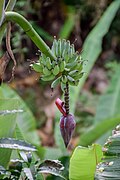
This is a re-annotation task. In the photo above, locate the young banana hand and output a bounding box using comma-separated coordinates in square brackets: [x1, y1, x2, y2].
[31, 38, 85, 88]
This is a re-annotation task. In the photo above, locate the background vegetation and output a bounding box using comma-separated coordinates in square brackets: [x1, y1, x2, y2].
[0, 0, 120, 179]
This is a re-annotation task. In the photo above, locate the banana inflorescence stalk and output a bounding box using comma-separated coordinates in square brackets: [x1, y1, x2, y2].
[64, 82, 69, 115]
[31, 37, 84, 148]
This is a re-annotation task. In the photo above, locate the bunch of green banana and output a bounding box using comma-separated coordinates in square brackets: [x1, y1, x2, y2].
[31, 38, 85, 88]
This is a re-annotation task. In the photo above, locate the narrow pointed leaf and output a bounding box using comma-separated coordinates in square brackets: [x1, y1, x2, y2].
[23, 168, 34, 180]
[0, 138, 36, 151]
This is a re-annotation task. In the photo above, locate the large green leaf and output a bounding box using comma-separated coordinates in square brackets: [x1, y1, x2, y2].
[0, 84, 44, 158]
[69, 144, 102, 180]
[0, 97, 19, 167]
[70, 0, 120, 113]
[79, 65, 120, 146]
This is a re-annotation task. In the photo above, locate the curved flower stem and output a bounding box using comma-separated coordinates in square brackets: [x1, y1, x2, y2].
[4, 11, 56, 61]
[64, 82, 69, 115]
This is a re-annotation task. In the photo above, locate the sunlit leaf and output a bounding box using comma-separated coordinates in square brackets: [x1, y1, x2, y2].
[0, 97, 19, 167]
[1, 84, 45, 159]
[69, 144, 103, 180]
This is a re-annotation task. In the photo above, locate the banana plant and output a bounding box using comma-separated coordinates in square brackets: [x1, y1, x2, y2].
[31, 38, 85, 147]
[0, 1, 85, 147]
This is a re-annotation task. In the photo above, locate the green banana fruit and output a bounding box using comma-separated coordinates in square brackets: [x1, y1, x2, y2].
[52, 65, 60, 75]
[51, 60, 56, 69]
[68, 45, 73, 58]
[66, 60, 78, 69]
[69, 80, 79, 86]
[69, 70, 79, 76]
[59, 60, 66, 72]
[31, 63, 43, 73]
[61, 82, 66, 92]
[76, 62, 83, 71]
[61, 75, 67, 84]
[62, 41, 69, 62]
[64, 68, 70, 72]
[61, 39, 66, 57]
[41, 53, 47, 66]
[67, 75, 75, 83]
[68, 53, 78, 64]
[51, 76, 61, 89]
[57, 39, 62, 57]
[71, 44, 75, 55]
[41, 74, 55, 81]
[43, 67, 51, 76]
[73, 72, 84, 80]
[66, 40, 70, 52]
[46, 57, 52, 70]
[52, 37, 58, 56]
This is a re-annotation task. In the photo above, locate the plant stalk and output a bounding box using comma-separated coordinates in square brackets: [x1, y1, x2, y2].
[64, 82, 69, 115]
[4, 11, 56, 61]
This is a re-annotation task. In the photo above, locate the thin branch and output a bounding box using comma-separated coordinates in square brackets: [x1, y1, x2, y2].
[6, 22, 16, 81]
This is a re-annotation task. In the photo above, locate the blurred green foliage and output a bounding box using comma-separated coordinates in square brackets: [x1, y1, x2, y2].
[0, 0, 120, 179]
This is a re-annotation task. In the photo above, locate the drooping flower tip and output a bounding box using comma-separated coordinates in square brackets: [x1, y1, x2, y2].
[55, 98, 66, 116]
[60, 114, 76, 147]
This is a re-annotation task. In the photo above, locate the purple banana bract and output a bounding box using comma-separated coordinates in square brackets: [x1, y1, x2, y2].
[60, 114, 76, 147]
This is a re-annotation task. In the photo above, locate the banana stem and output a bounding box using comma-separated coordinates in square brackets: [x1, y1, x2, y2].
[4, 11, 56, 61]
[64, 82, 69, 115]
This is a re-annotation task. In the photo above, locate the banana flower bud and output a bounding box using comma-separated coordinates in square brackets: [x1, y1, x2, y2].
[60, 114, 76, 147]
